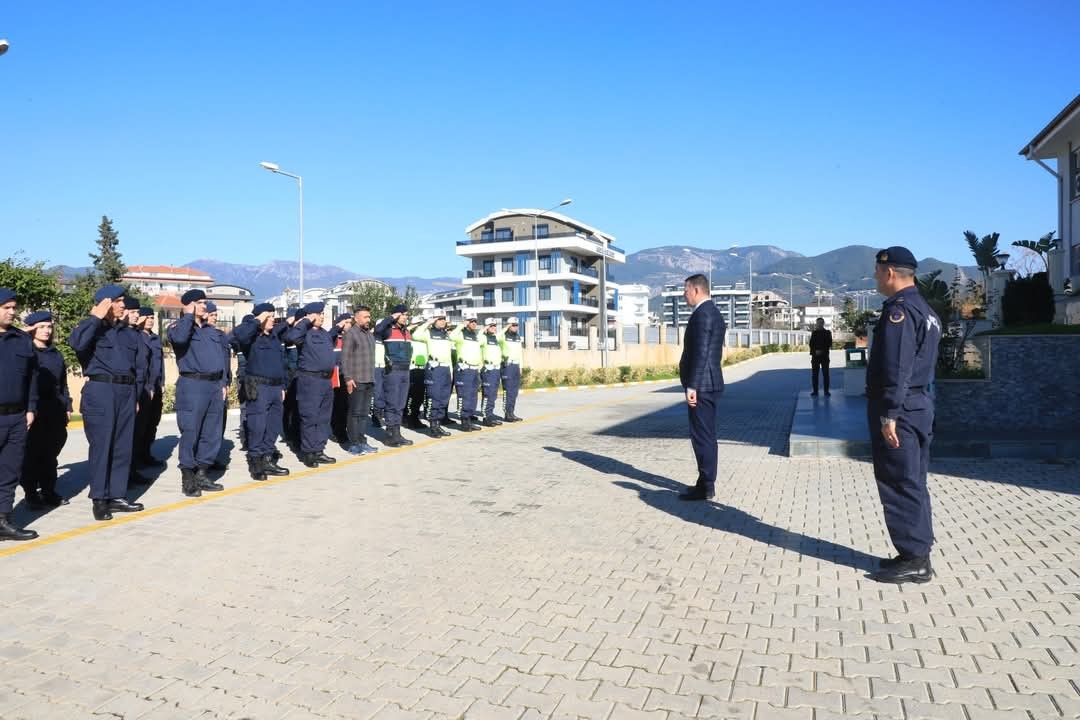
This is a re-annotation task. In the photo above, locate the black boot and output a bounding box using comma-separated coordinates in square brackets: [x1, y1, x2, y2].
[395, 426, 414, 446]
[383, 428, 401, 447]
[302, 453, 320, 468]
[195, 467, 223, 492]
[181, 468, 202, 497]
[429, 420, 450, 438]
[314, 452, 337, 464]
[107, 498, 144, 513]
[22, 489, 47, 510]
[370, 411, 382, 428]
[263, 455, 290, 476]
[92, 499, 113, 521]
[248, 456, 267, 481]
[460, 417, 479, 432]
[0, 513, 38, 541]
[39, 491, 68, 507]
[481, 417, 500, 427]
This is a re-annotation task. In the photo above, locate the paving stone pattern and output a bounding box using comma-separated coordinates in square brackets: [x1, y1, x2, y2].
[2, 353, 1078, 719]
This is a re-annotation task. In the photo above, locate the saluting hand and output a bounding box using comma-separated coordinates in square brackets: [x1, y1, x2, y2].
[881, 419, 900, 449]
[90, 297, 112, 320]
[183, 302, 196, 315]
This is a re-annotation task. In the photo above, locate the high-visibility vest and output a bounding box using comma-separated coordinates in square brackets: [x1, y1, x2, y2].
[481, 332, 502, 366]
[500, 331, 523, 364]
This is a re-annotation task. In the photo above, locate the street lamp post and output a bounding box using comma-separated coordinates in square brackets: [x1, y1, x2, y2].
[531, 199, 572, 347]
[259, 162, 304, 305]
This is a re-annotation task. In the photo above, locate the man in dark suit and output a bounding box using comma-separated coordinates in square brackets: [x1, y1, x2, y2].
[678, 274, 726, 501]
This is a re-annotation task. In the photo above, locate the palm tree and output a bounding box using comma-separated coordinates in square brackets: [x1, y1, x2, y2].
[963, 230, 1001, 311]
[1011, 231, 1056, 272]
[916, 270, 951, 322]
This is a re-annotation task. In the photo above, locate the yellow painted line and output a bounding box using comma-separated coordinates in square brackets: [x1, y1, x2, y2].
[1, 383, 666, 559]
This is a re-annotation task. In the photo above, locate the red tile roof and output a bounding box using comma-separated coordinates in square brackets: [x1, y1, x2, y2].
[153, 293, 184, 308]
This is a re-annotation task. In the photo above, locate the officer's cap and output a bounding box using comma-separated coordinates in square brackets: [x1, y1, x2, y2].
[24, 310, 52, 325]
[138, 307, 154, 317]
[302, 301, 325, 315]
[507, 318, 519, 325]
[464, 313, 478, 322]
[241, 313, 254, 323]
[431, 310, 447, 319]
[94, 284, 126, 303]
[252, 302, 275, 316]
[205, 301, 218, 313]
[123, 297, 141, 310]
[293, 308, 306, 321]
[0, 288, 16, 306]
[180, 289, 206, 305]
[391, 303, 407, 314]
[484, 317, 498, 327]
[875, 246, 918, 270]
[334, 312, 351, 324]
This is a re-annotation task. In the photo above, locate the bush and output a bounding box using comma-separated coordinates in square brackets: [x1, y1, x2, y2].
[1002, 272, 1054, 326]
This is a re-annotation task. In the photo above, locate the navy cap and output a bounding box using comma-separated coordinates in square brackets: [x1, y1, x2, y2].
[391, 303, 407, 314]
[180, 289, 206, 305]
[24, 310, 52, 325]
[123, 297, 141, 310]
[252, 302, 275, 315]
[334, 312, 352, 324]
[205, 301, 218, 313]
[138, 307, 154, 317]
[94, 284, 126, 303]
[876, 246, 918, 270]
[0, 288, 16, 306]
[241, 314, 254, 323]
[302, 301, 325, 315]
[293, 308, 306, 321]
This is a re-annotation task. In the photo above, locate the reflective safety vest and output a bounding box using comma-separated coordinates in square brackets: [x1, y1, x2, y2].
[481, 332, 502, 366]
[410, 339, 428, 369]
[413, 322, 454, 366]
[450, 326, 483, 366]
[500, 330, 523, 364]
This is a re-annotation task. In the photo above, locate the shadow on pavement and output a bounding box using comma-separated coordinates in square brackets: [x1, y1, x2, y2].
[545, 447, 881, 573]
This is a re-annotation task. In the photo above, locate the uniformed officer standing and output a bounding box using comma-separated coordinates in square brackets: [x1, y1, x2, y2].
[500, 319, 524, 422]
[68, 285, 145, 521]
[205, 301, 233, 468]
[283, 301, 338, 467]
[282, 308, 304, 450]
[168, 289, 227, 497]
[20, 311, 72, 510]
[450, 315, 483, 432]
[232, 303, 291, 480]
[134, 307, 166, 468]
[121, 298, 154, 488]
[373, 304, 414, 447]
[229, 314, 252, 451]
[0, 289, 40, 540]
[329, 313, 352, 444]
[403, 328, 428, 430]
[412, 313, 454, 437]
[371, 333, 386, 429]
[479, 318, 503, 427]
[865, 246, 942, 584]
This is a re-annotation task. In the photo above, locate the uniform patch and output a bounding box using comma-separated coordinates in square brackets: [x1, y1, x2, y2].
[889, 310, 905, 323]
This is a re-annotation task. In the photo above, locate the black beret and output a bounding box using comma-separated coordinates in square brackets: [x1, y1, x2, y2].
[94, 284, 126, 303]
[302, 301, 325, 314]
[0, 288, 16, 306]
[180, 289, 206, 305]
[241, 314, 254, 323]
[205, 301, 218, 313]
[252, 302, 275, 315]
[391, 304, 407, 314]
[138, 307, 154, 317]
[123, 297, 141, 310]
[876, 246, 917, 270]
[293, 308, 306, 321]
[334, 312, 352, 324]
[24, 310, 52, 325]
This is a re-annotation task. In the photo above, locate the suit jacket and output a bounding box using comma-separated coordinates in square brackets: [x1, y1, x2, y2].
[679, 299, 726, 393]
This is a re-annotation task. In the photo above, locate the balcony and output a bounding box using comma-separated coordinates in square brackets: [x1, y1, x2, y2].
[466, 270, 497, 279]
[568, 266, 599, 279]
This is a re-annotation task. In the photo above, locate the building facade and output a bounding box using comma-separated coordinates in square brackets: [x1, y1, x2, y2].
[614, 283, 652, 327]
[122, 266, 214, 296]
[662, 282, 751, 329]
[205, 284, 255, 329]
[419, 288, 474, 324]
[458, 209, 625, 343]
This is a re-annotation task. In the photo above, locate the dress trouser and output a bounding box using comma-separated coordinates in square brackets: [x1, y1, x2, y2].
[244, 383, 283, 458]
[687, 389, 720, 491]
[81, 380, 137, 500]
[297, 374, 333, 454]
[455, 367, 480, 420]
[811, 357, 830, 393]
[381, 368, 410, 428]
[0, 413, 27, 513]
[425, 366, 452, 422]
[501, 363, 521, 417]
[176, 376, 224, 470]
[480, 367, 500, 419]
[22, 408, 67, 496]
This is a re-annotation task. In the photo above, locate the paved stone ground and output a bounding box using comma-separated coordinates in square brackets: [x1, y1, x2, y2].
[2, 352, 1078, 720]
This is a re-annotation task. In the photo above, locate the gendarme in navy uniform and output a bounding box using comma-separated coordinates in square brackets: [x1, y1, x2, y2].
[20, 311, 72, 512]
[231, 303, 291, 481]
[283, 301, 338, 467]
[865, 246, 942, 584]
[0, 289, 40, 541]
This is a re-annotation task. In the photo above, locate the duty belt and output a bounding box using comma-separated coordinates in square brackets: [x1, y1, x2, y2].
[457, 362, 480, 369]
[298, 369, 332, 379]
[88, 375, 135, 385]
[483, 363, 499, 370]
[503, 360, 520, 365]
[0, 403, 26, 415]
[426, 360, 448, 368]
[180, 371, 223, 381]
[246, 374, 284, 386]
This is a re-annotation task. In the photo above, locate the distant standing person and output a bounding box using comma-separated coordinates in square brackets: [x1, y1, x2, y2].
[677, 274, 726, 502]
[865, 246, 942, 584]
[0, 289, 40, 541]
[809, 317, 832, 396]
[21, 311, 71, 510]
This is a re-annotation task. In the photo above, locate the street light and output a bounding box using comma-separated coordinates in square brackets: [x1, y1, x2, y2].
[729, 250, 752, 342]
[531, 198, 572, 346]
[259, 161, 304, 306]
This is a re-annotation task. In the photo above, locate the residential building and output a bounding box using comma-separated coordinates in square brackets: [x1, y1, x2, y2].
[419, 288, 474, 324]
[458, 209, 625, 343]
[122, 265, 214, 296]
[801, 304, 838, 331]
[205, 284, 255, 329]
[266, 279, 396, 319]
[753, 290, 796, 329]
[662, 282, 751, 329]
[266, 288, 328, 317]
[614, 283, 651, 327]
[1019, 93, 1080, 323]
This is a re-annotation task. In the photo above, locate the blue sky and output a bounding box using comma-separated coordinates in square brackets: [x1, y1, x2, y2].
[3, 1, 1077, 279]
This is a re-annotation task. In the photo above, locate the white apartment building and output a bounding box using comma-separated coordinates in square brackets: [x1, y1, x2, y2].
[662, 282, 751, 329]
[458, 209, 626, 343]
[266, 279, 393, 319]
[614, 283, 651, 327]
[122, 265, 214, 296]
[419, 288, 474, 324]
[753, 290, 797, 329]
[802, 304, 839, 331]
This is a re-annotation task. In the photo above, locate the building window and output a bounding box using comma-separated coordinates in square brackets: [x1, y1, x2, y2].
[535, 223, 549, 239]
[502, 287, 514, 303]
[482, 289, 495, 307]
[495, 227, 513, 241]
[480, 229, 494, 242]
[539, 316, 553, 334]
[539, 285, 551, 301]
[539, 255, 552, 271]
[482, 259, 494, 275]
[501, 258, 513, 273]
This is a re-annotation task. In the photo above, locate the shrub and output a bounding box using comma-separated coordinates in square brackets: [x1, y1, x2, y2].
[1002, 272, 1054, 326]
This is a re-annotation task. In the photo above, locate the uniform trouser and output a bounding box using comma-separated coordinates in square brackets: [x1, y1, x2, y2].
[501, 363, 521, 417]
[480, 366, 500, 419]
[331, 384, 349, 441]
[381, 368, 410, 428]
[238, 389, 249, 445]
[454, 367, 480, 419]
[424, 366, 452, 422]
[22, 409, 67, 497]
[297, 374, 333, 454]
[346, 382, 374, 444]
[868, 395, 935, 558]
[283, 376, 299, 443]
[81, 381, 136, 500]
[176, 376, 225, 471]
[245, 383, 283, 458]
[373, 364, 385, 415]
[811, 358, 830, 393]
[687, 389, 720, 491]
[406, 368, 426, 418]
[0, 413, 27, 513]
[134, 387, 163, 460]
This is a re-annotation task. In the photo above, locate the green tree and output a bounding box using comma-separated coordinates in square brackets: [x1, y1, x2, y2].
[400, 284, 422, 316]
[348, 282, 398, 319]
[53, 273, 97, 370]
[916, 270, 952, 322]
[0, 254, 61, 311]
[1011, 231, 1056, 272]
[89, 215, 126, 283]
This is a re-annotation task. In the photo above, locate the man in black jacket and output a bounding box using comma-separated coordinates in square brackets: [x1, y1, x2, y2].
[678, 274, 726, 502]
[809, 317, 832, 396]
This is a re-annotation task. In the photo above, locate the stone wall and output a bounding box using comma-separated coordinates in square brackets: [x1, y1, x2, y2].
[936, 335, 1080, 433]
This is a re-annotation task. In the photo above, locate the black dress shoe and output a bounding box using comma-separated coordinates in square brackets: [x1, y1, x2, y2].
[39, 491, 68, 507]
[195, 468, 223, 492]
[314, 452, 336, 464]
[878, 554, 910, 569]
[262, 456, 290, 476]
[23, 490, 47, 510]
[0, 513, 38, 541]
[107, 498, 144, 513]
[302, 453, 320, 468]
[678, 486, 716, 501]
[480, 418, 499, 427]
[868, 556, 933, 584]
[92, 500, 113, 521]
[503, 414, 523, 422]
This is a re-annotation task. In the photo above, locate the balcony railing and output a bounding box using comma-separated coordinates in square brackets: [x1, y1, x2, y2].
[568, 266, 599, 278]
[466, 270, 497, 279]
[458, 231, 626, 256]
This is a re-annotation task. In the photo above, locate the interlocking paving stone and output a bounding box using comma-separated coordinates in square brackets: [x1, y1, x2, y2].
[2, 353, 1077, 719]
